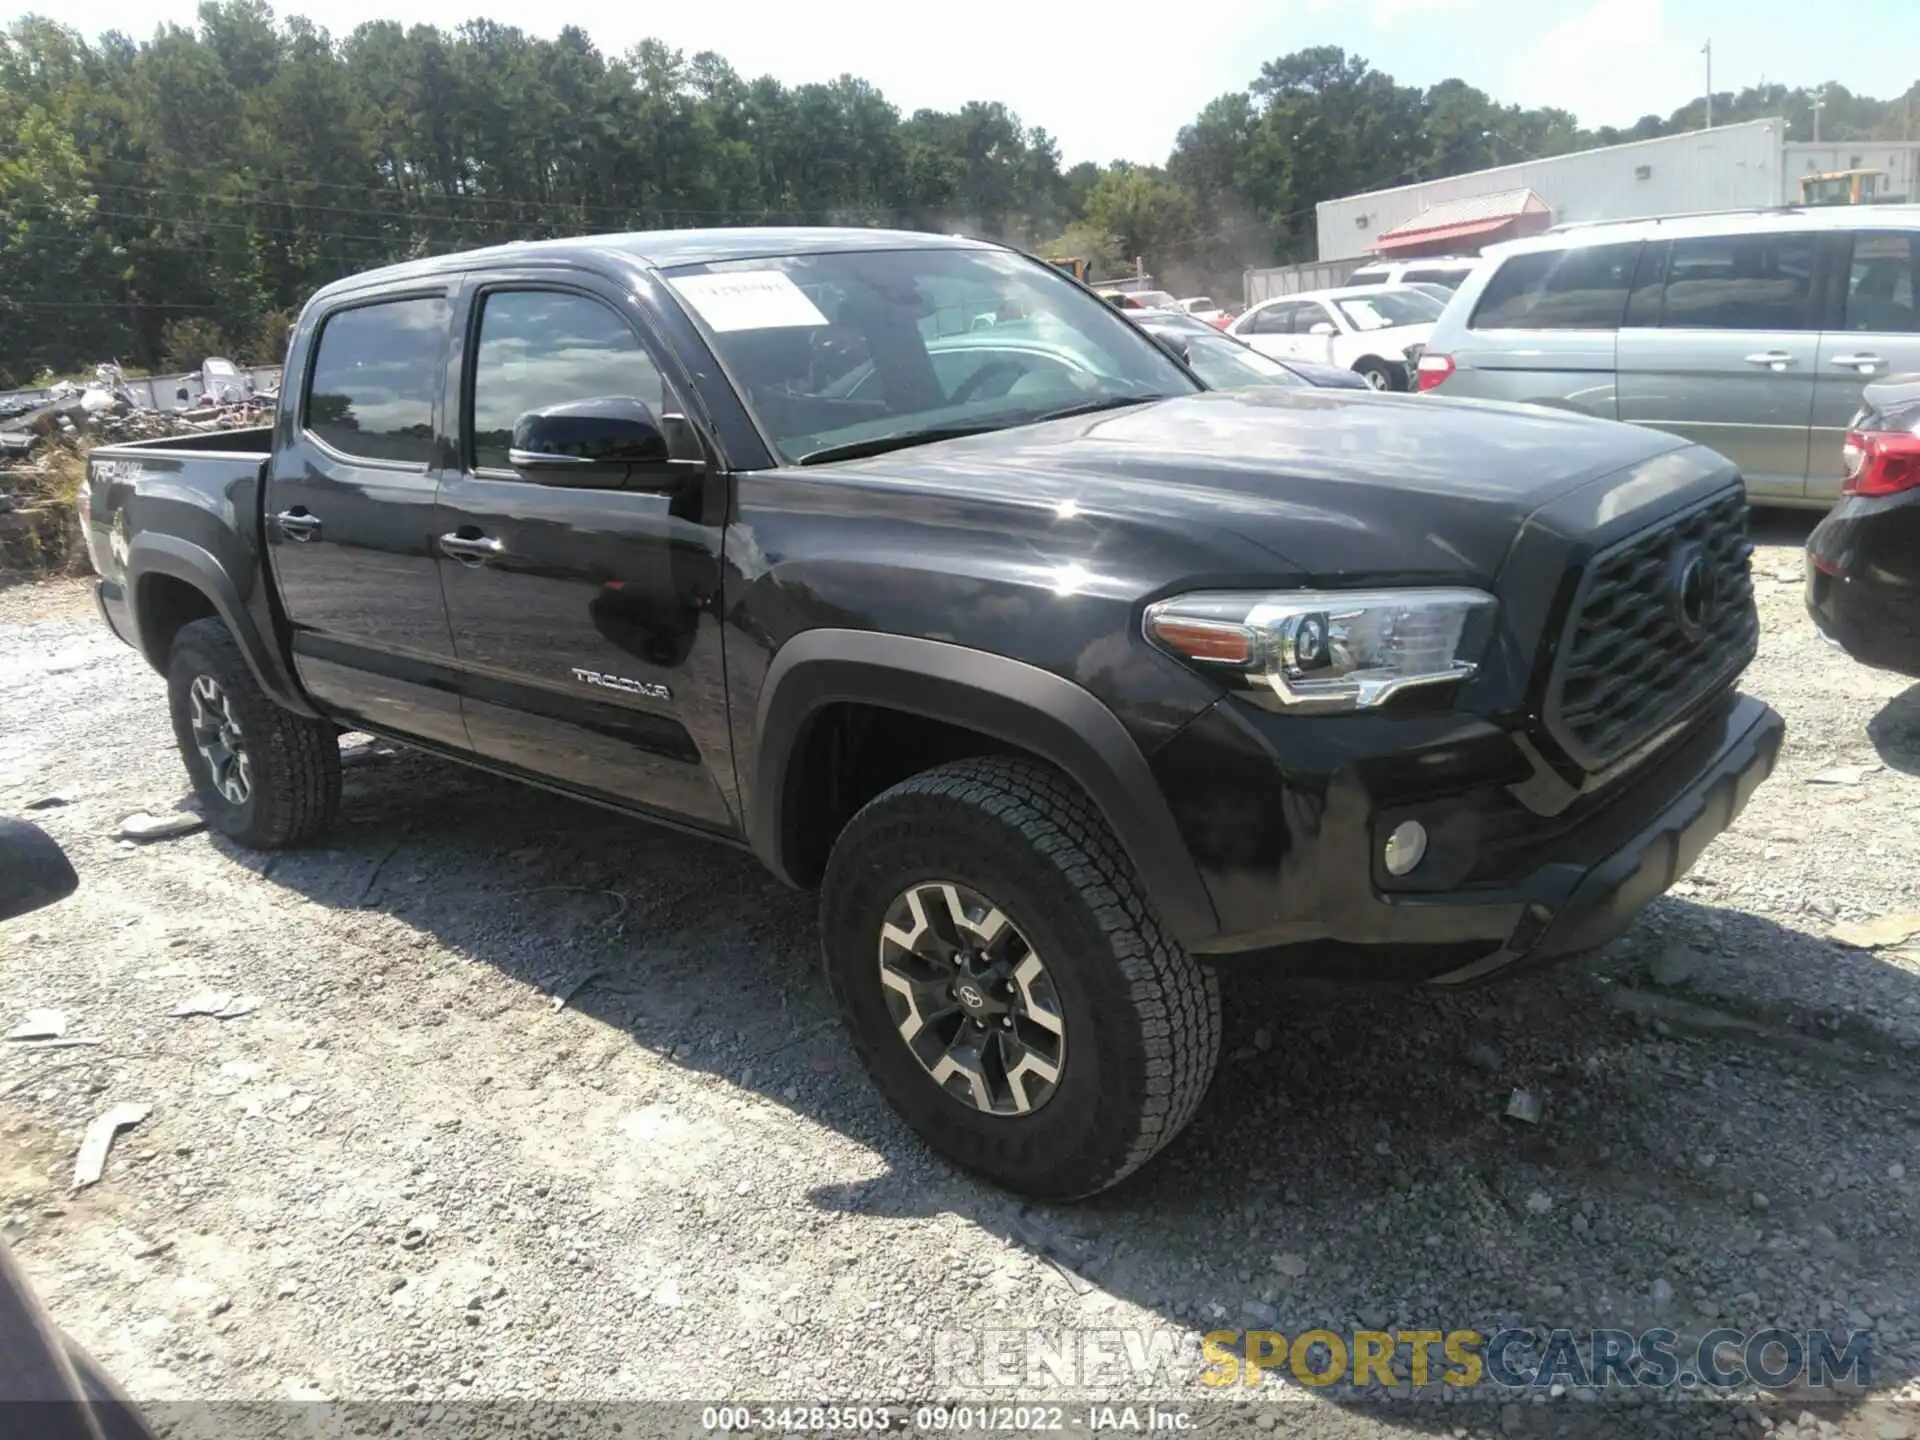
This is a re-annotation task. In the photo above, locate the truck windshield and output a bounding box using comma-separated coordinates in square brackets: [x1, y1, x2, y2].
[1178, 332, 1306, 389]
[663, 247, 1198, 465]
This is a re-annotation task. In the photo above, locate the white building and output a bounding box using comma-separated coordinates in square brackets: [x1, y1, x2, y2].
[1315, 119, 1791, 262]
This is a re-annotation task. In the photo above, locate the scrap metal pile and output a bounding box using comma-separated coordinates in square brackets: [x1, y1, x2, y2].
[0, 361, 275, 571]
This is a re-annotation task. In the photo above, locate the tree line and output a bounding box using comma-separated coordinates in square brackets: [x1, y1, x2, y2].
[2, 1, 1915, 386]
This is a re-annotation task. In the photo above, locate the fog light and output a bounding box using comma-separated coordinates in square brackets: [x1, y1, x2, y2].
[1383, 820, 1428, 877]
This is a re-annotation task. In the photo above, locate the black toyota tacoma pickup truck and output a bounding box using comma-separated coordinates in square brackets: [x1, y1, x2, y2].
[84, 227, 1782, 1198]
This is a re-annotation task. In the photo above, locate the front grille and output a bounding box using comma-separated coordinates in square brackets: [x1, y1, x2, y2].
[1543, 489, 1756, 770]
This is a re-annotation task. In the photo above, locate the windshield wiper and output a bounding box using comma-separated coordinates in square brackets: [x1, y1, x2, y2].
[796, 424, 1001, 466]
[1025, 394, 1169, 423]
[793, 395, 1171, 467]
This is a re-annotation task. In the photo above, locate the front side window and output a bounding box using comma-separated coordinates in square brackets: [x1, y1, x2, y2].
[667, 247, 1196, 464]
[1334, 289, 1443, 331]
[468, 291, 678, 472]
[1469, 243, 1640, 331]
[1843, 233, 1920, 334]
[305, 296, 448, 465]
[1659, 232, 1821, 331]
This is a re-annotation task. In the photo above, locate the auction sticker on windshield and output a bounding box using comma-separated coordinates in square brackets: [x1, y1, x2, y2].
[670, 271, 829, 332]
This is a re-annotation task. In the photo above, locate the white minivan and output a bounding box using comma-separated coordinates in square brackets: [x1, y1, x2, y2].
[1417, 207, 1920, 507]
[1227, 284, 1444, 390]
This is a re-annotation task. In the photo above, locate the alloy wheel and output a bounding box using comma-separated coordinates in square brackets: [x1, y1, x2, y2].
[188, 674, 252, 806]
[876, 881, 1066, 1116]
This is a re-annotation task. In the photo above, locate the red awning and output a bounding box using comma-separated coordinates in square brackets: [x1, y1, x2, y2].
[1371, 187, 1553, 257]
[1373, 215, 1526, 253]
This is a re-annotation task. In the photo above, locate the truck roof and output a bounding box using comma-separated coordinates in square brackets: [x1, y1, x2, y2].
[307, 227, 1000, 304]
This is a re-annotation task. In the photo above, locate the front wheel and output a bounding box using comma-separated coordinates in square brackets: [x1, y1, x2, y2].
[166, 618, 341, 848]
[821, 758, 1221, 1198]
[1353, 357, 1400, 391]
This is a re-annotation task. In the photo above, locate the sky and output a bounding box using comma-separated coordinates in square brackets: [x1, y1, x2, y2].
[9, 0, 1917, 166]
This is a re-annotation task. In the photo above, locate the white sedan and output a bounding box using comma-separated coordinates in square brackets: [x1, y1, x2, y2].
[1226, 284, 1446, 391]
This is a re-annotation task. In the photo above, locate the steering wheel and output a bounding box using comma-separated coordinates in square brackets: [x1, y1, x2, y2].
[947, 359, 1029, 405]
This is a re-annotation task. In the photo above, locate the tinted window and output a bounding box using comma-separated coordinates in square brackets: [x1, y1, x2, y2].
[1400, 268, 1468, 289]
[305, 297, 447, 464]
[469, 291, 674, 472]
[1659, 232, 1820, 331]
[1345, 270, 1389, 286]
[1843, 233, 1920, 334]
[1244, 303, 1290, 335]
[1624, 241, 1670, 326]
[1469, 243, 1640, 330]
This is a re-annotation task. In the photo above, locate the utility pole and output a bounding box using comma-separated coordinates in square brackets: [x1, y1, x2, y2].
[1702, 40, 1712, 129]
[1813, 85, 1824, 145]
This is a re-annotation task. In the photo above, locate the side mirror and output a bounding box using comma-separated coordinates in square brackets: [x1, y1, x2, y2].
[0, 818, 79, 923]
[509, 397, 699, 488]
[1309, 321, 1337, 336]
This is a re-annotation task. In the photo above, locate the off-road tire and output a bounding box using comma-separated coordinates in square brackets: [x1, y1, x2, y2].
[166, 618, 340, 848]
[821, 757, 1221, 1198]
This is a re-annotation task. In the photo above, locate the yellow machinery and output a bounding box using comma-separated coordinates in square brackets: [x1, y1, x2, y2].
[1046, 256, 1091, 283]
[1799, 169, 1892, 206]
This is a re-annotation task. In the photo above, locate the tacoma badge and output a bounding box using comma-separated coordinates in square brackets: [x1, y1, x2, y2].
[571, 667, 671, 701]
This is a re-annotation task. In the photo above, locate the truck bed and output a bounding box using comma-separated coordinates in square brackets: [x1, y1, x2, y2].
[89, 424, 272, 460]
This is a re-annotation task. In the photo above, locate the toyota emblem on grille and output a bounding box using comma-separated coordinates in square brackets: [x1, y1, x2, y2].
[1668, 544, 1714, 638]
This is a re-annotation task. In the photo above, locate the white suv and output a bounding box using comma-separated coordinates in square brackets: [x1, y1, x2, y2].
[1227, 284, 1446, 390]
[1345, 257, 1482, 291]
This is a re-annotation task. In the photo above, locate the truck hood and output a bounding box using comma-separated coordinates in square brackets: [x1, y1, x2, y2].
[830, 388, 1703, 583]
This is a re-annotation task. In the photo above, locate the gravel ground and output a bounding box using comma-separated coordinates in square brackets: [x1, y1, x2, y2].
[2, 513, 1918, 1440]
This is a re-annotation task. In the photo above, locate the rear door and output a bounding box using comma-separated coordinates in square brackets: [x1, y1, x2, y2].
[1449, 241, 1639, 417]
[433, 275, 737, 831]
[1616, 229, 1825, 502]
[1811, 229, 1920, 503]
[264, 290, 470, 749]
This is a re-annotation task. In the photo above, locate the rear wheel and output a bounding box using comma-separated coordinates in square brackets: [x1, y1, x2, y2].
[821, 757, 1221, 1198]
[166, 618, 340, 848]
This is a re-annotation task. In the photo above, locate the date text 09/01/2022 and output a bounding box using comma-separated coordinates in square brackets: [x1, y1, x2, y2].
[699, 1404, 1191, 1431]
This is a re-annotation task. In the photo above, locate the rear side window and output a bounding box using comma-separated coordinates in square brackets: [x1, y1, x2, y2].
[1345, 271, 1389, 286]
[1843, 233, 1920, 334]
[1659, 232, 1820, 331]
[1401, 268, 1468, 289]
[305, 297, 448, 465]
[1469, 243, 1640, 330]
[1245, 304, 1291, 335]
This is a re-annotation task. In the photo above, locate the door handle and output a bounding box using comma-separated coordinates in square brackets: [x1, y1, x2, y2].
[1743, 351, 1796, 371]
[273, 509, 321, 542]
[1831, 353, 1885, 373]
[439, 532, 504, 566]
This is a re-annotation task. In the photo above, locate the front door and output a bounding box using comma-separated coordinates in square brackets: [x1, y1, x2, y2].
[264, 290, 470, 750]
[434, 280, 737, 832]
[1617, 230, 1825, 503]
[1811, 229, 1920, 502]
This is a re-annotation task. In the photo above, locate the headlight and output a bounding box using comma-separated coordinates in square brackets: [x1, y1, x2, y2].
[1144, 588, 1496, 712]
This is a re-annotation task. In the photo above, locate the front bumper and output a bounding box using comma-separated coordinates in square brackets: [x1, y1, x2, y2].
[1153, 692, 1784, 983]
[1806, 492, 1920, 678]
